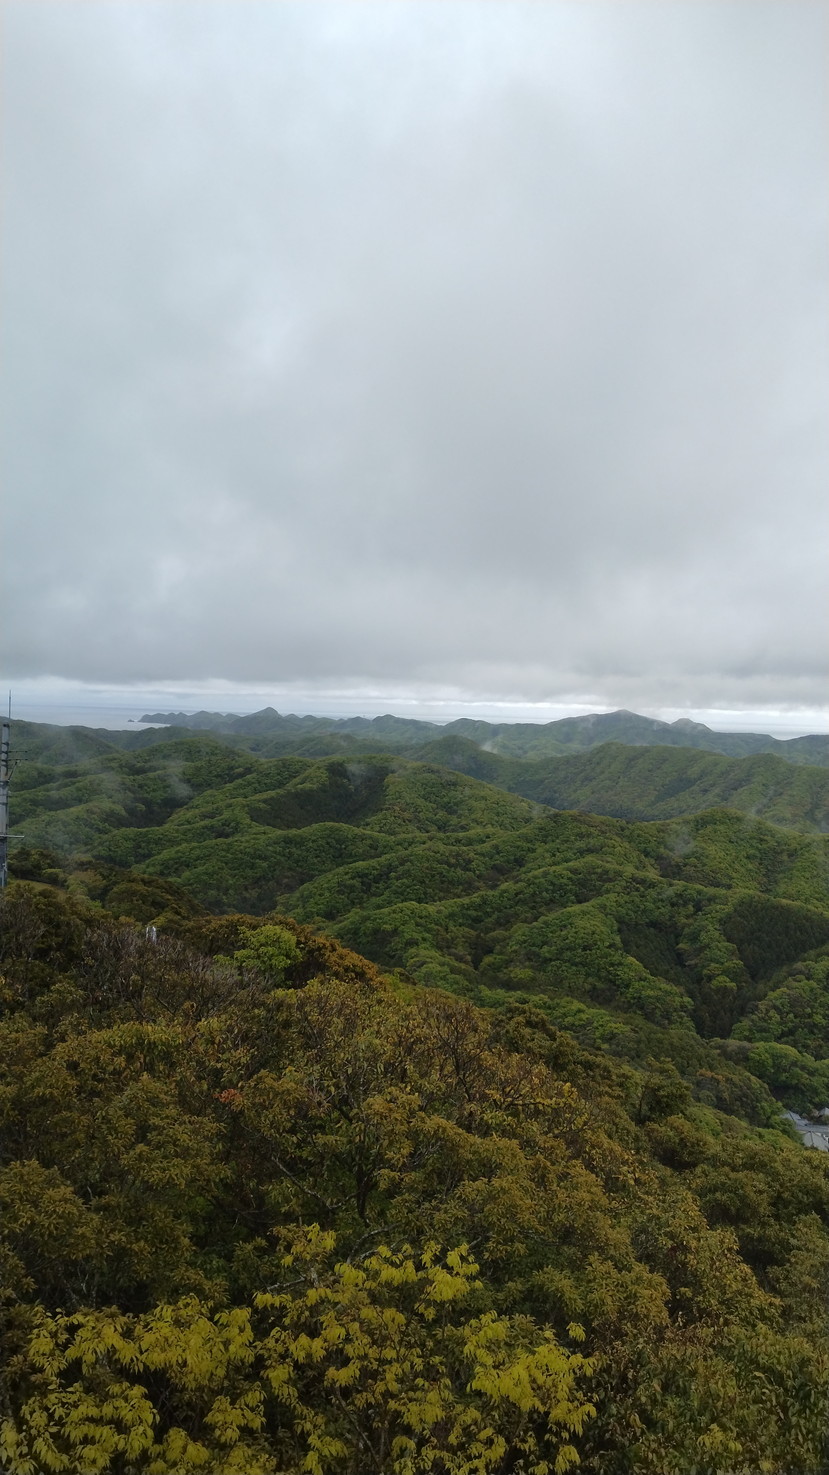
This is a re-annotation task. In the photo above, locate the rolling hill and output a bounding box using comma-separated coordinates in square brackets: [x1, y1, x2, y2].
[415, 736, 829, 832]
[7, 723, 829, 1470]
[136, 704, 829, 765]
[10, 738, 829, 1112]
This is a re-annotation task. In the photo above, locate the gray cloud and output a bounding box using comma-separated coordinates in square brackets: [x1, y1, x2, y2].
[2, 0, 827, 715]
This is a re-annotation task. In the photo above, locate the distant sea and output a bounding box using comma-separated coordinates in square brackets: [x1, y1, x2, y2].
[7, 698, 829, 741]
[10, 703, 169, 731]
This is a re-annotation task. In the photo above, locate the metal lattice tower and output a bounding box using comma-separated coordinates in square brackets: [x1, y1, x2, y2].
[0, 717, 9, 889]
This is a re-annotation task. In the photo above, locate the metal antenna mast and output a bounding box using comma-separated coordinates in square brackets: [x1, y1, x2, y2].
[0, 709, 10, 889]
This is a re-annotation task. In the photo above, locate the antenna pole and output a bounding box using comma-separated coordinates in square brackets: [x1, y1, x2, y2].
[0, 718, 9, 889]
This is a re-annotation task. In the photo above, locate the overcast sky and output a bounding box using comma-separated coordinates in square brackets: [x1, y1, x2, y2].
[2, 1, 827, 729]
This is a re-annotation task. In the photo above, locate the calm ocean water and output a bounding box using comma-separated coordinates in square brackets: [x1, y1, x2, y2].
[11, 704, 171, 731]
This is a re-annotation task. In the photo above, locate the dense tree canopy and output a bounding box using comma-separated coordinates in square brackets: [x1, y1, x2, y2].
[10, 746, 829, 1108]
[2, 881, 829, 1472]
[5, 726, 829, 1470]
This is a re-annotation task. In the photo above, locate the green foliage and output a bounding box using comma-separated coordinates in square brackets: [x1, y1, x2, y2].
[740, 1042, 829, 1114]
[2, 888, 829, 1471]
[230, 925, 302, 985]
[634, 1059, 692, 1124]
[9, 726, 829, 1467]
[479, 742, 829, 831]
[722, 896, 829, 983]
[11, 745, 829, 1113]
[0, 1240, 596, 1475]
[734, 957, 829, 1058]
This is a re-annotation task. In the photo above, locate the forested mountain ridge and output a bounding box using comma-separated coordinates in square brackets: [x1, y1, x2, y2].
[10, 740, 829, 1115]
[416, 737, 829, 832]
[11, 706, 829, 766]
[11, 723, 829, 839]
[2, 878, 829, 1472]
[136, 705, 829, 764]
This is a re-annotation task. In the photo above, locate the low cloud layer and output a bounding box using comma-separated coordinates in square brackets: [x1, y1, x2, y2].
[2, 2, 827, 716]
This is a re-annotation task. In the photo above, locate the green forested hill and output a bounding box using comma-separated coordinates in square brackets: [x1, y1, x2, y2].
[135, 704, 829, 765]
[10, 742, 829, 1115]
[12, 704, 829, 767]
[13, 724, 829, 850]
[417, 737, 829, 832]
[12, 719, 829, 836]
[7, 727, 829, 1470]
[2, 881, 829, 1473]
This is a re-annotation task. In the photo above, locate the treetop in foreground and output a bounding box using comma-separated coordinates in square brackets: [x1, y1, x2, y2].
[2, 882, 829, 1472]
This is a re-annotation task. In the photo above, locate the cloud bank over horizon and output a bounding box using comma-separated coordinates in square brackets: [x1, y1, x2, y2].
[2, 2, 827, 720]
